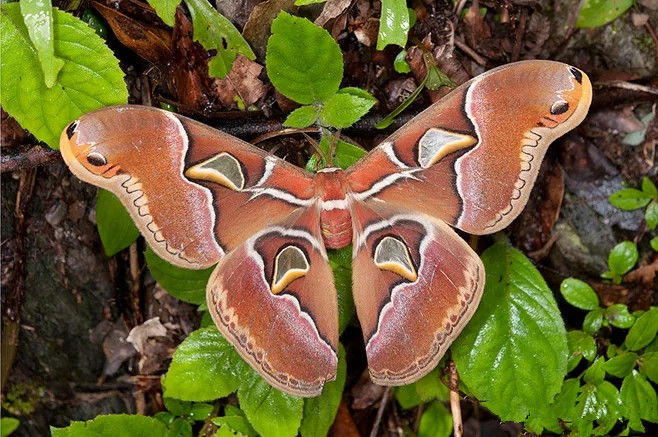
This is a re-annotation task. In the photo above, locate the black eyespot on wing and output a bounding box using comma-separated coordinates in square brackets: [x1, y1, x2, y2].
[569, 67, 583, 84]
[550, 100, 569, 115]
[86, 152, 107, 166]
[66, 121, 79, 140]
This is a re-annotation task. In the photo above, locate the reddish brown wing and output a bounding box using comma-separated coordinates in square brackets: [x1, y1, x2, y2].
[60, 105, 315, 269]
[349, 200, 484, 384]
[206, 204, 339, 397]
[347, 60, 592, 234]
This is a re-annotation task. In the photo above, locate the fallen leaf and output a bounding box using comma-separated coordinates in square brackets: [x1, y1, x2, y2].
[214, 55, 268, 108]
[127, 317, 168, 354]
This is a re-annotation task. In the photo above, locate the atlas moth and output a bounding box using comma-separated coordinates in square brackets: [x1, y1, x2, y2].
[60, 60, 592, 397]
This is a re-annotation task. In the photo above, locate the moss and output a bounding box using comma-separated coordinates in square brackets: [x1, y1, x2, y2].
[1, 381, 44, 416]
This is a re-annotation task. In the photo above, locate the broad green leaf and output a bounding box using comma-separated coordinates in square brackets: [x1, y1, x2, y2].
[642, 177, 658, 199]
[583, 310, 603, 334]
[452, 242, 568, 422]
[620, 371, 658, 431]
[332, 139, 367, 170]
[574, 382, 623, 431]
[625, 307, 658, 351]
[584, 357, 606, 385]
[0, 3, 128, 149]
[212, 405, 257, 437]
[645, 201, 658, 230]
[576, 0, 633, 28]
[19, 0, 64, 87]
[266, 12, 343, 104]
[525, 378, 580, 434]
[145, 246, 213, 304]
[394, 369, 449, 409]
[604, 351, 638, 378]
[1, 418, 19, 437]
[146, 0, 180, 27]
[609, 188, 651, 210]
[164, 397, 191, 416]
[560, 278, 599, 310]
[237, 371, 304, 437]
[607, 241, 638, 276]
[188, 403, 213, 421]
[51, 414, 168, 437]
[418, 401, 452, 437]
[604, 304, 634, 329]
[96, 189, 139, 256]
[376, 0, 409, 50]
[319, 92, 375, 128]
[166, 418, 192, 437]
[283, 105, 319, 128]
[184, 0, 255, 78]
[567, 330, 597, 371]
[425, 65, 453, 90]
[163, 326, 248, 401]
[328, 246, 355, 333]
[300, 345, 346, 437]
[652, 236, 658, 252]
[639, 352, 658, 383]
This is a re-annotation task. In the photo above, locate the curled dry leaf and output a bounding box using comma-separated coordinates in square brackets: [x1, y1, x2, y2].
[91, 0, 173, 66]
[315, 0, 353, 27]
[243, 0, 297, 61]
[127, 317, 168, 354]
[214, 55, 268, 108]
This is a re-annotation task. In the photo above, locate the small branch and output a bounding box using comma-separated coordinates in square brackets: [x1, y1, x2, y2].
[448, 360, 463, 437]
[370, 386, 391, 437]
[1, 145, 59, 173]
[454, 39, 488, 66]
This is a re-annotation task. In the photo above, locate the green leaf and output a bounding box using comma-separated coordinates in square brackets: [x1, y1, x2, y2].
[574, 382, 623, 431]
[212, 405, 257, 437]
[604, 304, 635, 329]
[560, 278, 599, 310]
[376, 0, 409, 50]
[418, 401, 452, 437]
[96, 189, 139, 257]
[184, 0, 255, 78]
[609, 188, 651, 210]
[393, 50, 411, 73]
[645, 201, 658, 230]
[583, 310, 603, 334]
[451, 242, 568, 422]
[604, 351, 638, 378]
[319, 92, 375, 128]
[266, 12, 343, 104]
[567, 330, 597, 371]
[237, 372, 304, 437]
[584, 357, 606, 385]
[642, 177, 658, 199]
[300, 344, 346, 437]
[0, 3, 128, 149]
[394, 369, 449, 410]
[607, 241, 638, 276]
[164, 397, 191, 416]
[1, 418, 19, 437]
[19, 0, 64, 87]
[51, 414, 168, 437]
[81, 9, 108, 39]
[525, 378, 580, 434]
[620, 371, 658, 431]
[166, 418, 192, 437]
[625, 307, 658, 351]
[162, 326, 247, 401]
[145, 0, 180, 27]
[576, 0, 633, 28]
[652, 236, 658, 252]
[425, 65, 453, 90]
[188, 403, 213, 421]
[283, 105, 319, 128]
[639, 352, 658, 383]
[328, 246, 355, 333]
[145, 246, 213, 304]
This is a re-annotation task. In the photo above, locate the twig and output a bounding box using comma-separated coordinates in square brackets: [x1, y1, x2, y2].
[1, 145, 59, 173]
[448, 360, 463, 437]
[645, 19, 658, 63]
[595, 80, 658, 96]
[511, 8, 527, 62]
[454, 39, 487, 66]
[1, 168, 37, 392]
[129, 242, 143, 326]
[369, 386, 391, 437]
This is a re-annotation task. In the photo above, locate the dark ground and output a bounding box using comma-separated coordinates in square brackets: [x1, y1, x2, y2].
[1, 1, 657, 436]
